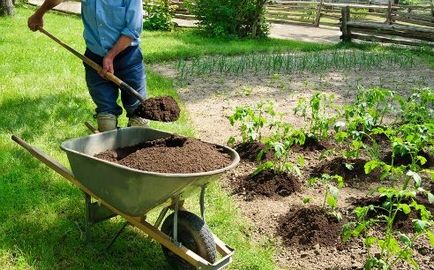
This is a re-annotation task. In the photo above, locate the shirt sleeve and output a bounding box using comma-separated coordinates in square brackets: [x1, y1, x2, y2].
[121, 0, 143, 40]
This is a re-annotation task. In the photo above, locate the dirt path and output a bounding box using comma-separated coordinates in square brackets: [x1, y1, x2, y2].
[28, 0, 341, 44]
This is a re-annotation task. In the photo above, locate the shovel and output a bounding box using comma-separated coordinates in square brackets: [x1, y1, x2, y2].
[37, 27, 180, 122]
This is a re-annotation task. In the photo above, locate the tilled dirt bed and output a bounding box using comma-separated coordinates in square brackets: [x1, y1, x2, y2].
[95, 135, 232, 173]
[153, 63, 434, 269]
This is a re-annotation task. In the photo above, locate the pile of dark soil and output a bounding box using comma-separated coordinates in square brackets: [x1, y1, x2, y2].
[95, 135, 232, 173]
[236, 169, 301, 199]
[293, 136, 327, 152]
[134, 96, 181, 122]
[234, 141, 271, 162]
[310, 157, 379, 188]
[278, 207, 345, 249]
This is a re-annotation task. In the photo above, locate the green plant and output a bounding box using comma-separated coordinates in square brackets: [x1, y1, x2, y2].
[294, 92, 337, 141]
[308, 174, 345, 221]
[254, 121, 305, 176]
[396, 88, 434, 125]
[227, 101, 276, 145]
[176, 51, 416, 79]
[343, 185, 434, 270]
[143, 0, 175, 31]
[186, 0, 269, 38]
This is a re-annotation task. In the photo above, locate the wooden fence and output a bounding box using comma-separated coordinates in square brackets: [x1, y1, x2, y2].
[340, 5, 434, 46]
[266, 0, 434, 27]
[167, 0, 434, 28]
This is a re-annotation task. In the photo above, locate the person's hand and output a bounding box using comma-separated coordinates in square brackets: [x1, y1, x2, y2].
[28, 12, 43, 31]
[99, 55, 114, 78]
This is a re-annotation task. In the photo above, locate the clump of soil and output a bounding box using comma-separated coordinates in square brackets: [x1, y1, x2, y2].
[95, 135, 232, 173]
[310, 157, 379, 188]
[234, 141, 272, 162]
[134, 96, 181, 122]
[294, 136, 327, 152]
[278, 207, 345, 249]
[236, 169, 301, 199]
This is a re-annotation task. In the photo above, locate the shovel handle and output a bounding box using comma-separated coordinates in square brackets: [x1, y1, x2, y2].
[38, 27, 145, 103]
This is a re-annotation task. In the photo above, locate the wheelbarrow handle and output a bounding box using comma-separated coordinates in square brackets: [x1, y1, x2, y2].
[37, 27, 146, 103]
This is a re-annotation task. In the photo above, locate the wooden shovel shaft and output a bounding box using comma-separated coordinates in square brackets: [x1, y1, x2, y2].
[38, 27, 145, 103]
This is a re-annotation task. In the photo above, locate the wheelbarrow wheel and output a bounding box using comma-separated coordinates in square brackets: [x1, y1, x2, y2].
[161, 211, 216, 270]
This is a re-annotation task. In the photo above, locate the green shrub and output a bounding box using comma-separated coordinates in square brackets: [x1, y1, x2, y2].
[186, 0, 269, 38]
[143, 0, 174, 31]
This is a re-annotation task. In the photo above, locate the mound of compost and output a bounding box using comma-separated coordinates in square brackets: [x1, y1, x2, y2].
[310, 157, 379, 188]
[95, 135, 232, 173]
[351, 195, 434, 233]
[134, 96, 181, 122]
[234, 141, 271, 162]
[293, 136, 327, 152]
[278, 207, 345, 249]
[237, 169, 301, 199]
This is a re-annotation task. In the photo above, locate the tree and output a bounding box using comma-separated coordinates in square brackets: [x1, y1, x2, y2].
[0, 0, 14, 16]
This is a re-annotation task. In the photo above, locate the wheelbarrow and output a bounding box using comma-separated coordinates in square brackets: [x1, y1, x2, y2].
[11, 127, 240, 269]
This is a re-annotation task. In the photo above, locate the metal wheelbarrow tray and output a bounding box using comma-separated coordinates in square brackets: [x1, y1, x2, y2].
[12, 127, 240, 270]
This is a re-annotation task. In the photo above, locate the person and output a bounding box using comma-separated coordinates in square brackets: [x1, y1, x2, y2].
[28, 0, 147, 131]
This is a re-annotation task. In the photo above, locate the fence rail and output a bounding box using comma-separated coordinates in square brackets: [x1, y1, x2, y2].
[340, 5, 434, 46]
[166, 0, 434, 28]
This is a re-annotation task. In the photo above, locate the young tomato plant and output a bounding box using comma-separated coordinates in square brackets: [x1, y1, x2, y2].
[343, 172, 434, 270]
[254, 122, 305, 176]
[396, 88, 434, 125]
[308, 174, 345, 221]
[294, 92, 337, 142]
[227, 101, 275, 145]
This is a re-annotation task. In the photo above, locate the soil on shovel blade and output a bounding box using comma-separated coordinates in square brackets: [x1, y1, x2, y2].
[95, 135, 232, 173]
[277, 206, 346, 249]
[134, 96, 181, 122]
[235, 169, 301, 200]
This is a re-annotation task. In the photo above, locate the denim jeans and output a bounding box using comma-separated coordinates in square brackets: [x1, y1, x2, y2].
[84, 46, 147, 117]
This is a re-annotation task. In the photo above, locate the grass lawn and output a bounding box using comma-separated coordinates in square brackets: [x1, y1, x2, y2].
[0, 7, 279, 270]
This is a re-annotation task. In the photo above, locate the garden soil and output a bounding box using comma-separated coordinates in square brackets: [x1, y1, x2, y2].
[151, 62, 434, 269]
[134, 96, 181, 122]
[277, 206, 345, 249]
[95, 135, 232, 173]
[235, 169, 301, 199]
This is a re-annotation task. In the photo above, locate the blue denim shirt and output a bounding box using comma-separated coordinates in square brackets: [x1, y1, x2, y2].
[81, 0, 143, 57]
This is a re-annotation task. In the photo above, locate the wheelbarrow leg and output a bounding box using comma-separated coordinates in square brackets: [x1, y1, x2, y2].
[200, 184, 207, 222]
[84, 193, 92, 243]
[106, 221, 129, 250]
[173, 198, 180, 246]
[154, 207, 169, 229]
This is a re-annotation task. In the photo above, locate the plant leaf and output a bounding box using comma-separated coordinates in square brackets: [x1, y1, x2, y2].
[413, 219, 428, 233]
[406, 170, 422, 188]
[428, 192, 434, 204]
[427, 230, 434, 247]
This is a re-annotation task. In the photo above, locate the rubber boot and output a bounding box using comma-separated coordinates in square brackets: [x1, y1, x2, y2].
[96, 113, 118, 132]
[128, 116, 148, 128]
